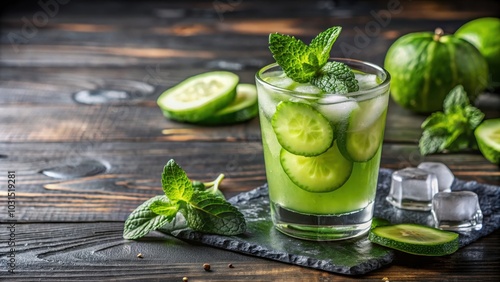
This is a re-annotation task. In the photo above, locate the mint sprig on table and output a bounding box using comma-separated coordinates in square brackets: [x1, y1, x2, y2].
[268, 26, 359, 93]
[419, 85, 485, 155]
[123, 159, 246, 240]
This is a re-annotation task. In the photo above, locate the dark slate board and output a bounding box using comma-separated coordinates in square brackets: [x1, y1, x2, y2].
[169, 168, 500, 275]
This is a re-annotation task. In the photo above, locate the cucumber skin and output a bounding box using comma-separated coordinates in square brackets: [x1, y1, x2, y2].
[369, 224, 459, 256]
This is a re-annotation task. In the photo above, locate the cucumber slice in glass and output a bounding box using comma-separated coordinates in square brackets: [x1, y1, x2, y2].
[196, 84, 258, 125]
[272, 101, 334, 156]
[157, 71, 238, 122]
[280, 142, 353, 193]
[338, 108, 386, 162]
[369, 224, 459, 256]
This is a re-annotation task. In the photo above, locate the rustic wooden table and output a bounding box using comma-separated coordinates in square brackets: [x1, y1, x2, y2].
[1, 0, 499, 281]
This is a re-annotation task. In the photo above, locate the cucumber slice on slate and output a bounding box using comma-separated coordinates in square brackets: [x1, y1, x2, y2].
[369, 223, 459, 256]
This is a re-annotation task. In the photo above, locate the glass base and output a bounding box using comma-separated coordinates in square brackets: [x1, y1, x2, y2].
[270, 201, 374, 241]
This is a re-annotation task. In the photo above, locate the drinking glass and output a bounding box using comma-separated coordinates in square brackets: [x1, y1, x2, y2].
[255, 58, 391, 240]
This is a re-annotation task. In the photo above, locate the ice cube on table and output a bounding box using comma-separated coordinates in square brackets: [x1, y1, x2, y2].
[417, 162, 454, 192]
[432, 191, 483, 232]
[386, 167, 439, 211]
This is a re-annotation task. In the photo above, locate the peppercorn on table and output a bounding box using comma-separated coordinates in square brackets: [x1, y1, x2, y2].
[1, 0, 500, 281]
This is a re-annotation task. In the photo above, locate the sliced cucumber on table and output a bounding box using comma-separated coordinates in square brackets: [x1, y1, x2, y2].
[196, 84, 258, 125]
[157, 71, 239, 123]
[474, 118, 500, 164]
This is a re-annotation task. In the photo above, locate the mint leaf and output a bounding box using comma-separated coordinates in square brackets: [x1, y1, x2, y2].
[192, 180, 205, 191]
[419, 131, 447, 155]
[444, 85, 469, 114]
[419, 85, 484, 155]
[150, 198, 180, 219]
[123, 196, 172, 239]
[465, 105, 485, 129]
[185, 191, 246, 235]
[124, 160, 246, 239]
[310, 61, 359, 93]
[310, 26, 341, 67]
[268, 26, 359, 93]
[421, 112, 447, 129]
[161, 159, 193, 203]
[269, 33, 318, 83]
[156, 212, 188, 234]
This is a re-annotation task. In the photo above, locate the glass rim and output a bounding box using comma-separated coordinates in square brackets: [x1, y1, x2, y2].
[255, 58, 391, 98]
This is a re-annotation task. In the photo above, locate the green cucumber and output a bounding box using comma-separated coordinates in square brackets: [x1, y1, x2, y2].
[272, 101, 334, 156]
[196, 84, 258, 125]
[338, 107, 386, 162]
[280, 142, 353, 193]
[474, 118, 500, 164]
[369, 224, 459, 256]
[157, 71, 238, 122]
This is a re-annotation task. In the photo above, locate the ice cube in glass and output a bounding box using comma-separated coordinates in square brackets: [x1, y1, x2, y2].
[386, 167, 438, 211]
[418, 162, 454, 192]
[432, 191, 483, 231]
[315, 95, 359, 124]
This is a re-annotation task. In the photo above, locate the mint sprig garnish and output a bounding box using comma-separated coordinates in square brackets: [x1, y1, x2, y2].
[269, 33, 317, 83]
[123, 159, 246, 240]
[268, 26, 358, 93]
[419, 85, 485, 155]
[311, 61, 359, 94]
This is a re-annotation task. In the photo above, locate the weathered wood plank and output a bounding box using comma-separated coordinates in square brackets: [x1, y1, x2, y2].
[0, 222, 499, 281]
[1, 141, 497, 222]
[2, 1, 499, 68]
[0, 67, 259, 105]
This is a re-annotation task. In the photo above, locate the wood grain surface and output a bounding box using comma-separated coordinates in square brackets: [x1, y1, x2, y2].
[1, 0, 499, 281]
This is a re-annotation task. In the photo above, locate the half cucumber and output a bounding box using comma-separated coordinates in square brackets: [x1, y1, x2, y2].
[196, 84, 258, 125]
[474, 118, 500, 164]
[157, 71, 238, 122]
[369, 224, 459, 256]
[272, 101, 334, 156]
[280, 142, 353, 193]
